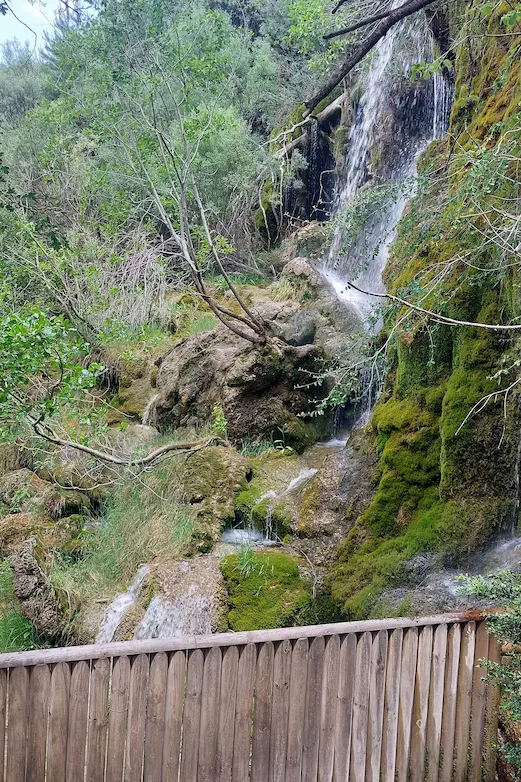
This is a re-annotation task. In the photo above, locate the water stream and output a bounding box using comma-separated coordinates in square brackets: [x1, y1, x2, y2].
[96, 564, 151, 643]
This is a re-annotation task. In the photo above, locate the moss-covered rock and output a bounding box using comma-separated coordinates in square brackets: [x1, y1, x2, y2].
[181, 446, 251, 551]
[220, 551, 312, 631]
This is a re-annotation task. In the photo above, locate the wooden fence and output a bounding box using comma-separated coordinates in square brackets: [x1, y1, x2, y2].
[0, 612, 501, 782]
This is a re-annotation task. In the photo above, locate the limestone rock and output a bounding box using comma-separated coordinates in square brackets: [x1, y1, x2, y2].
[0, 468, 89, 518]
[181, 446, 250, 550]
[9, 537, 60, 638]
[0, 512, 84, 556]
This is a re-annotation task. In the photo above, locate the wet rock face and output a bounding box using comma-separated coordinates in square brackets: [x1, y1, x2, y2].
[9, 537, 60, 638]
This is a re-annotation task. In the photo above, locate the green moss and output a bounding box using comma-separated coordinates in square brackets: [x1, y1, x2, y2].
[220, 551, 312, 631]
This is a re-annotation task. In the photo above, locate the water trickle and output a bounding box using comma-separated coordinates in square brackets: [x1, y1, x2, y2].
[133, 593, 213, 639]
[142, 394, 159, 427]
[96, 564, 150, 644]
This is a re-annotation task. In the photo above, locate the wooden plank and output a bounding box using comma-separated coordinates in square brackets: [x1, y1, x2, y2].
[125, 654, 150, 782]
[198, 647, 222, 782]
[218, 645, 239, 782]
[349, 631, 372, 782]
[395, 627, 419, 782]
[381, 628, 403, 782]
[285, 638, 309, 782]
[302, 635, 326, 782]
[409, 625, 433, 782]
[366, 630, 388, 782]
[6, 665, 29, 782]
[231, 643, 256, 782]
[162, 650, 187, 782]
[318, 634, 340, 782]
[0, 668, 6, 782]
[26, 664, 51, 782]
[180, 648, 204, 782]
[86, 656, 110, 782]
[66, 660, 90, 782]
[47, 663, 71, 782]
[144, 652, 168, 782]
[106, 656, 131, 782]
[469, 621, 489, 782]
[439, 623, 462, 782]
[454, 622, 476, 782]
[269, 639, 292, 782]
[484, 633, 501, 782]
[251, 642, 274, 782]
[0, 613, 487, 668]
[426, 624, 448, 782]
[333, 633, 357, 782]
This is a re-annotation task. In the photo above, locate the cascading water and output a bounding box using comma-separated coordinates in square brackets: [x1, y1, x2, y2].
[96, 564, 151, 643]
[321, 6, 452, 326]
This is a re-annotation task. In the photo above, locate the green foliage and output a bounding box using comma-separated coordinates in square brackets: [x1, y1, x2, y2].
[462, 570, 521, 774]
[220, 550, 312, 630]
[0, 310, 103, 444]
[211, 405, 228, 436]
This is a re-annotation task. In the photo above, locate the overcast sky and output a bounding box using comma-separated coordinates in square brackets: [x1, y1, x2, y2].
[1, 0, 62, 48]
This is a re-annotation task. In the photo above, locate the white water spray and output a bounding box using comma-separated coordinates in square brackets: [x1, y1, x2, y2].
[96, 564, 151, 644]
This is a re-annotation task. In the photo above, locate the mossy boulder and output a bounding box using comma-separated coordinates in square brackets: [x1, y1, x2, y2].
[0, 469, 89, 519]
[220, 551, 313, 631]
[181, 446, 251, 551]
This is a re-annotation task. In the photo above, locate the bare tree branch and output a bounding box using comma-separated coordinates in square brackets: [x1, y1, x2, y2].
[304, 0, 441, 116]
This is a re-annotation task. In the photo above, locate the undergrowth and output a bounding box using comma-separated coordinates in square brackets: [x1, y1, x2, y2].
[0, 561, 37, 652]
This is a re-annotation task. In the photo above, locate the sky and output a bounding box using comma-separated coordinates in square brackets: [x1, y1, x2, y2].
[0, 0, 62, 48]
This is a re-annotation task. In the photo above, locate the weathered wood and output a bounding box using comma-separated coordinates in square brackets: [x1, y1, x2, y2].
[0, 612, 488, 668]
[425, 623, 448, 782]
[302, 635, 326, 782]
[144, 652, 168, 782]
[349, 631, 373, 782]
[251, 642, 274, 782]
[469, 621, 489, 782]
[439, 623, 462, 782]
[269, 639, 292, 782]
[162, 650, 187, 782]
[0, 614, 502, 782]
[0, 668, 7, 782]
[318, 634, 340, 782]
[484, 633, 501, 782]
[333, 632, 357, 782]
[198, 647, 222, 782]
[66, 660, 90, 782]
[218, 645, 239, 782]
[381, 629, 403, 782]
[47, 663, 71, 782]
[125, 654, 150, 782]
[26, 664, 50, 782]
[366, 630, 388, 782]
[454, 622, 476, 782]
[86, 656, 110, 782]
[7, 665, 29, 782]
[285, 638, 309, 782]
[396, 627, 419, 782]
[409, 626, 433, 782]
[231, 643, 257, 782]
[106, 655, 131, 782]
[180, 648, 204, 782]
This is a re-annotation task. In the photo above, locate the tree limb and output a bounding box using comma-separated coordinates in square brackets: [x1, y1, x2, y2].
[305, 0, 441, 116]
[31, 420, 225, 467]
[345, 280, 521, 331]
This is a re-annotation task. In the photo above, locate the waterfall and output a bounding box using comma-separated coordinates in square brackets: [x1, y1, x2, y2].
[96, 564, 151, 644]
[142, 394, 158, 427]
[322, 6, 452, 325]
